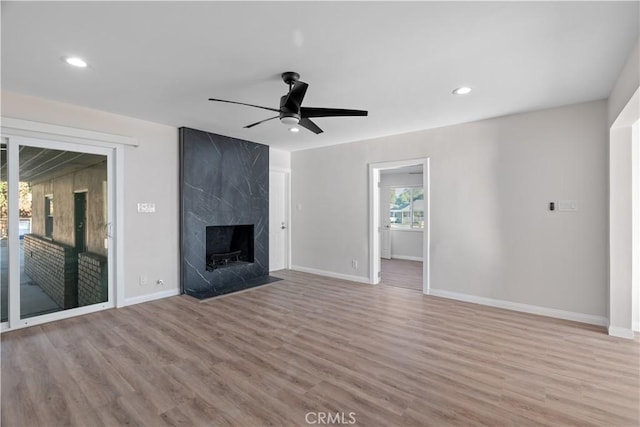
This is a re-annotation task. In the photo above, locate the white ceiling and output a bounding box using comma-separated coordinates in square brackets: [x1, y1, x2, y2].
[1, 1, 638, 152]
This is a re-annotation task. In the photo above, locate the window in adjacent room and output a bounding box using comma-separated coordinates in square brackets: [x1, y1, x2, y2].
[388, 187, 424, 229]
[45, 195, 53, 238]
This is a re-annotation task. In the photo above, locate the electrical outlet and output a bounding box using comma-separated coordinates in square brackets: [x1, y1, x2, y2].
[352, 259, 358, 269]
[156, 279, 164, 286]
[139, 275, 148, 286]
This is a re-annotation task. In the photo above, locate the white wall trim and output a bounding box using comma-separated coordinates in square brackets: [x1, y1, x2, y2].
[1, 117, 139, 146]
[429, 288, 608, 327]
[391, 255, 423, 262]
[291, 265, 371, 285]
[633, 321, 640, 332]
[124, 288, 180, 307]
[114, 145, 126, 307]
[608, 326, 635, 339]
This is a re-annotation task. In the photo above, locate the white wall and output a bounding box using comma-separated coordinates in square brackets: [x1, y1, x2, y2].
[2, 91, 180, 302]
[269, 147, 291, 171]
[292, 100, 608, 318]
[609, 39, 639, 127]
[380, 172, 423, 260]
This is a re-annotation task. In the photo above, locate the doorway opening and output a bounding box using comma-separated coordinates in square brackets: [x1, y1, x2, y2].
[369, 158, 430, 294]
[269, 169, 290, 272]
[380, 166, 424, 290]
[609, 88, 639, 338]
[1, 136, 115, 330]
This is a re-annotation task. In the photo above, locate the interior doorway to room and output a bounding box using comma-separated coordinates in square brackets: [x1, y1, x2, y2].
[269, 169, 290, 271]
[369, 158, 430, 294]
[379, 166, 424, 290]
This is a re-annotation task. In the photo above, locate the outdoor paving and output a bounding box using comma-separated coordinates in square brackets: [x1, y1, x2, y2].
[1, 239, 61, 322]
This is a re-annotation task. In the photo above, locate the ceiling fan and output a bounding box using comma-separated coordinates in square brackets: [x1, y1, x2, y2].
[208, 71, 368, 134]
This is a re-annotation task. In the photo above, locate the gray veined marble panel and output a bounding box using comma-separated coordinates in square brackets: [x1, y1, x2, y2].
[180, 127, 277, 299]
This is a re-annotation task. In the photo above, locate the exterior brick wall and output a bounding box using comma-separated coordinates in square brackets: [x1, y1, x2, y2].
[78, 253, 108, 306]
[23, 234, 78, 309]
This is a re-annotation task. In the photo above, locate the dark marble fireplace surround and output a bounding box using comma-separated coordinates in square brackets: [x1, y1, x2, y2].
[180, 127, 280, 299]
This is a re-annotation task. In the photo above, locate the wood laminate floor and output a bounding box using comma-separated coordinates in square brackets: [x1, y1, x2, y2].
[380, 258, 423, 290]
[2, 270, 639, 426]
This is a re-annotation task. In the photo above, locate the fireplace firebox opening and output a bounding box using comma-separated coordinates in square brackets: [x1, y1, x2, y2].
[205, 225, 254, 271]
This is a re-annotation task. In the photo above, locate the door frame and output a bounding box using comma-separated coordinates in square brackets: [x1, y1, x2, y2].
[380, 184, 392, 260]
[0, 118, 133, 331]
[269, 167, 291, 270]
[369, 158, 430, 294]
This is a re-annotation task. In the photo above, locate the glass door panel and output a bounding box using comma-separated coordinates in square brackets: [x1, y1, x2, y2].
[1, 141, 7, 323]
[18, 146, 109, 319]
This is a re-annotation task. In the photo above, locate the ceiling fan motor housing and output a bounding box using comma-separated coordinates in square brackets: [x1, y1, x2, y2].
[279, 94, 301, 124]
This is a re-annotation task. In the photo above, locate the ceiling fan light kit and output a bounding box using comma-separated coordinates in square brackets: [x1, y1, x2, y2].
[209, 71, 368, 134]
[280, 115, 300, 125]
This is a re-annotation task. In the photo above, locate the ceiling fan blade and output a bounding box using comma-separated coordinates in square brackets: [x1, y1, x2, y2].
[284, 81, 308, 111]
[301, 107, 368, 118]
[298, 118, 323, 134]
[208, 98, 281, 113]
[244, 116, 279, 129]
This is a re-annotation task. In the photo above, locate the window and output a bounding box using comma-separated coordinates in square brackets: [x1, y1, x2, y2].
[45, 195, 53, 238]
[388, 187, 424, 229]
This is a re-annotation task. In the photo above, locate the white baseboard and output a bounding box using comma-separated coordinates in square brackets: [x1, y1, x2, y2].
[391, 255, 423, 262]
[124, 288, 180, 307]
[634, 321, 640, 332]
[428, 288, 608, 327]
[608, 325, 635, 339]
[290, 265, 371, 285]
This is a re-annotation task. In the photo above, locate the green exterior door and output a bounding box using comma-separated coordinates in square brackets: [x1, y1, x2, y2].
[74, 192, 87, 253]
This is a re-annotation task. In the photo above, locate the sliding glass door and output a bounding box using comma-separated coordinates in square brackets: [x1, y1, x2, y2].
[1, 140, 7, 323]
[1, 136, 114, 330]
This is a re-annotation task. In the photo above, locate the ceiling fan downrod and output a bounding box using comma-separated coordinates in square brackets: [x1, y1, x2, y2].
[281, 71, 300, 92]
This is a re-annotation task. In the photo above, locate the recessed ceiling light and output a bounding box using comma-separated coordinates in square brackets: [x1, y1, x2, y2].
[64, 57, 88, 68]
[452, 86, 472, 95]
[289, 127, 300, 133]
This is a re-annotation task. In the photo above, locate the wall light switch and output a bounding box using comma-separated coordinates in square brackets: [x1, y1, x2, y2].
[557, 200, 578, 212]
[137, 203, 156, 213]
